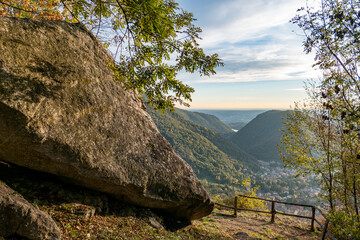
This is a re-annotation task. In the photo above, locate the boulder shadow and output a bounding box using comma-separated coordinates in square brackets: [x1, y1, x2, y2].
[0, 161, 190, 232]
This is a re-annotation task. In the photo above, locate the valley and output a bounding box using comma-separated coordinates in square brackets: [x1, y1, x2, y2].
[147, 107, 320, 207]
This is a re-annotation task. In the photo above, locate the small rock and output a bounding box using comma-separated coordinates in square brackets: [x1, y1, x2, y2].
[82, 208, 96, 219]
[0, 181, 61, 240]
[60, 203, 96, 219]
[149, 217, 164, 229]
[235, 231, 249, 236]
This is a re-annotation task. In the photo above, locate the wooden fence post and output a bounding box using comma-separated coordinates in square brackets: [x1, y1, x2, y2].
[311, 206, 316, 232]
[234, 196, 238, 217]
[271, 201, 275, 223]
[322, 219, 329, 240]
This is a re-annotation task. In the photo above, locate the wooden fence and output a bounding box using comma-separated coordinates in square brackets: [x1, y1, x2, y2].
[214, 194, 337, 240]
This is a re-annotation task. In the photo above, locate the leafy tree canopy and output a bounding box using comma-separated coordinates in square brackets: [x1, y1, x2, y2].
[287, 1, 360, 236]
[0, 0, 223, 110]
[292, 0, 360, 121]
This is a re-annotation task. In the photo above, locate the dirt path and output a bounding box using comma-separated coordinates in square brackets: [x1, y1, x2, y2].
[194, 209, 322, 240]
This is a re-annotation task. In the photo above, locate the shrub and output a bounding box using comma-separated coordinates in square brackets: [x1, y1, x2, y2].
[328, 210, 360, 240]
[214, 178, 267, 211]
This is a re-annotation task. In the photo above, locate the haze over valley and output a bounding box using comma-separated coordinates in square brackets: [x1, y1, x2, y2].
[147, 107, 320, 207]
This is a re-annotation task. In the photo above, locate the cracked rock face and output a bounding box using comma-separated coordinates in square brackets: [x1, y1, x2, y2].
[0, 17, 213, 220]
[0, 181, 61, 240]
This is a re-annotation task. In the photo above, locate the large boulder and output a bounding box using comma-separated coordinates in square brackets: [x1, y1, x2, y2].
[0, 17, 213, 220]
[0, 181, 61, 240]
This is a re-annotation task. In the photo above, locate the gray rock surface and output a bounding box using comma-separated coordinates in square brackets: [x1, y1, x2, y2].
[0, 181, 61, 240]
[0, 17, 213, 220]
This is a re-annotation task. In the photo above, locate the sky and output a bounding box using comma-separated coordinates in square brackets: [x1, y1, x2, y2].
[176, 0, 321, 110]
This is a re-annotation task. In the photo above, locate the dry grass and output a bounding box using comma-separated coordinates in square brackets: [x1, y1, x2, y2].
[199, 208, 323, 240]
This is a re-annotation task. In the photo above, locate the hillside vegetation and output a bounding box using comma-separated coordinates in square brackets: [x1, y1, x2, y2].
[231, 110, 287, 162]
[148, 108, 319, 205]
[147, 106, 260, 187]
[176, 108, 234, 135]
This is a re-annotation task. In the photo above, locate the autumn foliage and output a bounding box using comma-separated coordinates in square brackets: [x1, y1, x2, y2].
[0, 0, 74, 21]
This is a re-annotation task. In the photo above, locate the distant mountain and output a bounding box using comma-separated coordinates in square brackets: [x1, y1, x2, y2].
[147, 106, 260, 184]
[193, 110, 267, 124]
[227, 122, 247, 131]
[230, 110, 287, 162]
[175, 108, 234, 135]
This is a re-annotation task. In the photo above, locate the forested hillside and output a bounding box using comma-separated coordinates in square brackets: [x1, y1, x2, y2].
[231, 110, 287, 162]
[147, 106, 260, 186]
[148, 107, 318, 203]
[176, 108, 234, 135]
[195, 110, 266, 124]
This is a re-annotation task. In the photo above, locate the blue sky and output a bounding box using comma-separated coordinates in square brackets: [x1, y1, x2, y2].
[176, 0, 320, 109]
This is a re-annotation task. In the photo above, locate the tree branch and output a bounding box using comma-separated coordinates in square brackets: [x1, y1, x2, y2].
[60, 0, 80, 23]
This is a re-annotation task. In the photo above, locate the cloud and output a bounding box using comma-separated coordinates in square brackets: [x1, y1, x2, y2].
[179, 0, 317, 84]
[178, 49, 318, 84]
[196, 0, 303, 47]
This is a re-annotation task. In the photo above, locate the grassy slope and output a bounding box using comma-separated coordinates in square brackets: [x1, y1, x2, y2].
[231, 110, 287, 162]
[204, 209, 322, 240]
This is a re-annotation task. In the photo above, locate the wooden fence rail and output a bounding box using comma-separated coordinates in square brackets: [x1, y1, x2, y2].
[214, 194, 337, 240]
